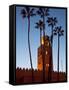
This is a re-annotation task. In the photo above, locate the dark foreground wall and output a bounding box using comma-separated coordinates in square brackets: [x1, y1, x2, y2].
[16, 68, 66, 84]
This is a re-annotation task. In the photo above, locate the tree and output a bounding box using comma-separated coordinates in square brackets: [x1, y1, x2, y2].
[47, 17, 57, 82]
[47, 17, 57, 44]
[36, 7, 49, 82]
[35, 20, 44, 45]
[53, 26, 64, 81]
[37, 8, 49, 38]
[21, 7, 35, 82]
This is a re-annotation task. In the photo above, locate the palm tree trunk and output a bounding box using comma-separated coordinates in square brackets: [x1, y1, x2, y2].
[28, 17, 34, 82]
[51, 25, 53, 45]
[48, 45, 52, 82]
[51, 25, 53, 81]
[57, 33, 59, 81]
[40, 29, 42, 45]
[48, 25, 53, 82]
[42, 15, 45, 82]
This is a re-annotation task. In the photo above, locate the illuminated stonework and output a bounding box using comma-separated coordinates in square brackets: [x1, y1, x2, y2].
[46, 51, 48, 55]
[37, 35, 53, 72]
[41, 37, 44, 45]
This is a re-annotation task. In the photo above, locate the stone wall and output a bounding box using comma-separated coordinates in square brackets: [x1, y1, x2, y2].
[16, 68, 66, 84]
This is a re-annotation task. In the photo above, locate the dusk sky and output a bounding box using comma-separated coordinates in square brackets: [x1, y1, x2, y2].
[16, 6, 66, 72]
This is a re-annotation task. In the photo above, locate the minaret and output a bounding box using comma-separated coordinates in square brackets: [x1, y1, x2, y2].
[37, 35, 53, 73]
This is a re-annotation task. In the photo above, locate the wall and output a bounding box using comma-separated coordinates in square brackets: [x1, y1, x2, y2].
[16, 68, 66, 84]
[0, 0, 69, 90]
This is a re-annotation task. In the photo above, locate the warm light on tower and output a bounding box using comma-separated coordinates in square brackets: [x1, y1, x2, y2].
[41, 37, 44, 45]
[38, 35, 53, 72]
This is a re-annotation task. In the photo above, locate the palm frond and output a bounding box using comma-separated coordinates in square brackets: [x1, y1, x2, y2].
[30, 13, 36, 16]
[30, 8, 36, 16]
[45, 8, 49, 13]
[48, 23, 52, 26]
[25, 6, 30, 13]
[36, 7, 44, 17]
[59, 33, 64, 36]
[45, 8, 49, 16]
[47, 17, 52, 22]
[54, 17, 58, 23]
[35, 22, 39, 25]
[61, 33, 64, 36]
[61, 30, 64, 33]
[21, 9, 26, 18]
[30, 8, 34, 13]
[53, 33, 57, 35]
[53, 29, 57, 32]
[47, 17, 58, 27]
[22, 15, 26, 18]
[35, 20, 44, 30]
[21, 9, 26, 15]
[35, 26, 39, 29]
[54, 26, 64, 37]
[59, 26, 62, 30]
[39, 7, 44, 14]
[41, 14, 44, 18]
[36, 10, 41, 15]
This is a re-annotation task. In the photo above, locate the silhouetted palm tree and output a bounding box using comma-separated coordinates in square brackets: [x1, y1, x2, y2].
[37, 7, 49, 82]
[35, 20, 44, 45]
[47, 17, 57, 45]
[53, 26, 64, 81]
[37, 8, 49, 37]
[21, 7, 35, 82]
[47, 17, 57, 82]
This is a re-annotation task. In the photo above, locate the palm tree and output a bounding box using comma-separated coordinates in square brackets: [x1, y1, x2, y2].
[37, 8, 49, 37]
[35, 20, 44, 45]
[47, 17, 57, 81]
[21, 7, 35, 82]
[47, 17, 57, 44]
[36, 7, 49, 82]
[53, 26, 64, 81]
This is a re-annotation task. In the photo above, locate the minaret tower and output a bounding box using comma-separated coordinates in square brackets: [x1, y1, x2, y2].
[37, 35, 53, 74]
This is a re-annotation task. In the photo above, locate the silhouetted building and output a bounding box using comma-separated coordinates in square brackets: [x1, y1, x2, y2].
[37, 35, 53, 73]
